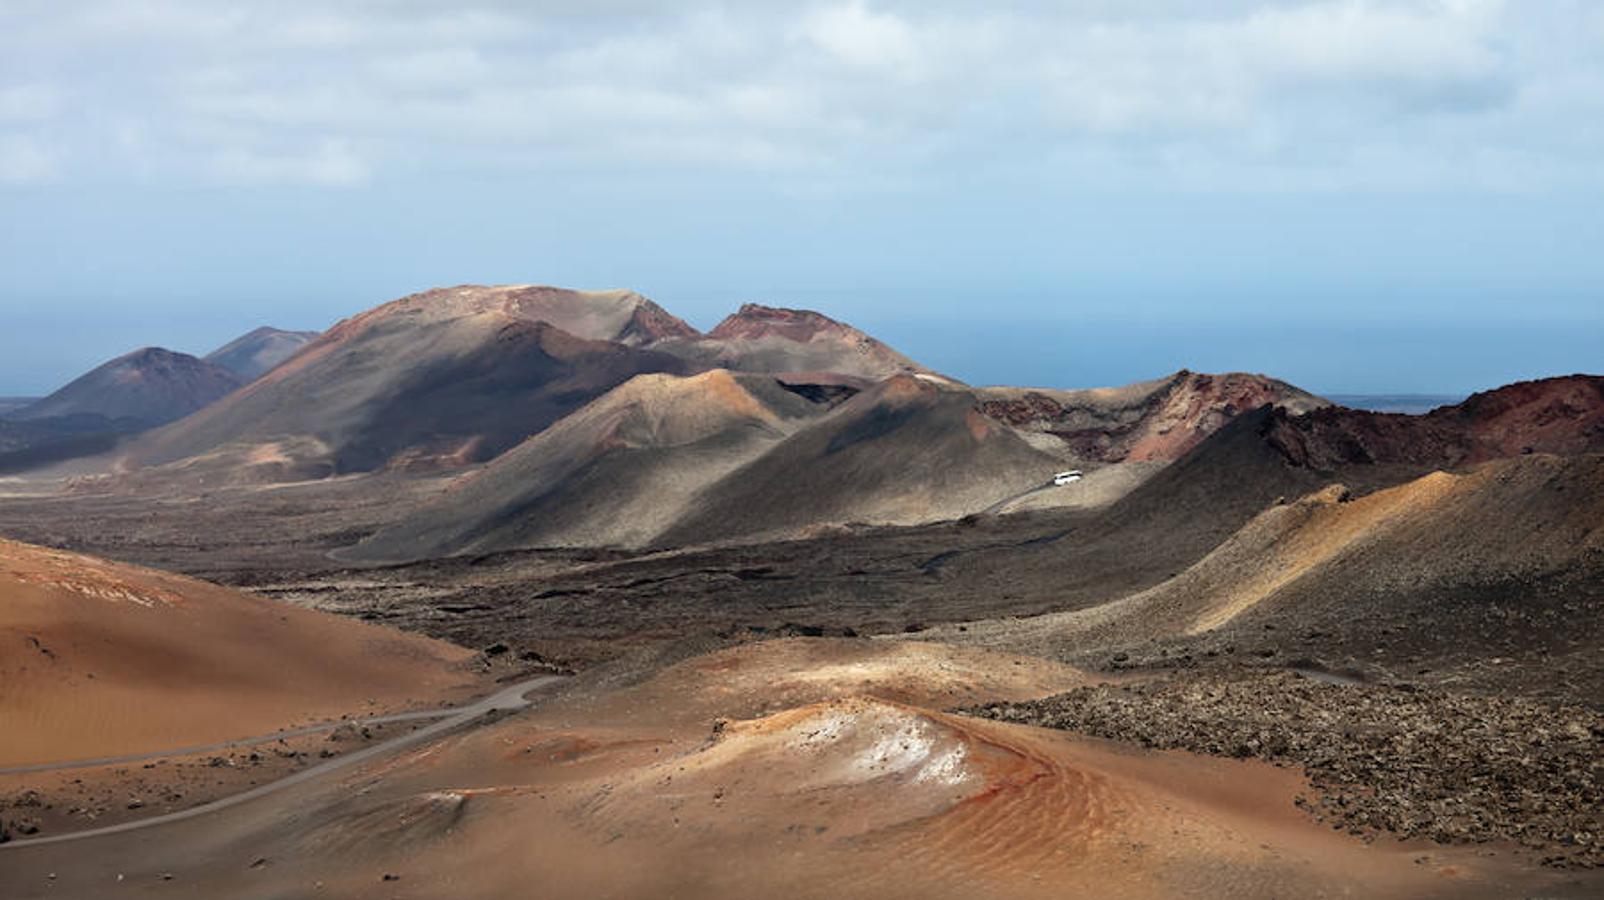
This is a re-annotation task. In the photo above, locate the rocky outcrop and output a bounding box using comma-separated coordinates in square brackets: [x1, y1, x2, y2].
[976, 370, 1328, 463]
[1264, 374, 1604, 470]
[976, 670, 1604, 867]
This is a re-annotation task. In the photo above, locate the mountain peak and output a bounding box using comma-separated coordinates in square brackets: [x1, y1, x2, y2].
[13, 347, 242, 427]
[709, 304, 858, 342]
[205, 327, 321, 381]
[334, 284, 701, 348]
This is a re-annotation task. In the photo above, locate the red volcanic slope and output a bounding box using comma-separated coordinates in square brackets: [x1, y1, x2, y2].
[127, 286, 700, 474]
[1266, 375, 1604, 470]
[659, 303, 933, 381]
[124, 287, 948, 478]
[976, 370, 1328, 464]
[708, 304, 865, 342]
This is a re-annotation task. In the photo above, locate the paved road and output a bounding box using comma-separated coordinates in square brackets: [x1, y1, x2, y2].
[0, 676, 563, 850]
[980, 480, 1056, 516]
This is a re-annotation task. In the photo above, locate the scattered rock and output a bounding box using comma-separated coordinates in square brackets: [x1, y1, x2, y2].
[972, 670, 1603, 867]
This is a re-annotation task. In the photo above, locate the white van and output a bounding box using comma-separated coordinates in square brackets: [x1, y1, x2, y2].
[1052, 470, 1083, 486]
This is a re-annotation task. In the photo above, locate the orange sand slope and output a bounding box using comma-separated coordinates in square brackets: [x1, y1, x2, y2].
[6, 638, 1573, 899]
[0, 539, 476, 766]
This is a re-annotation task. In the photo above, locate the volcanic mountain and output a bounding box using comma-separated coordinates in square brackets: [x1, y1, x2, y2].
[343, 367, 1326, 559]
[934, 453, 1604, 683]
[10, 348, 243, 429]
[653, 303, 933, 380]
[110, 286, 955, 482]
[975, 369, 1327, 464]
[203, 326, 320, 380]
[655, 375, 1069, 545]
[0, 538, 473, 766]
[658, 370, 1325, 545]
[346, 370, 837, 562]
[125, 286, 703, 477]
[1264, 374, 1604, 469]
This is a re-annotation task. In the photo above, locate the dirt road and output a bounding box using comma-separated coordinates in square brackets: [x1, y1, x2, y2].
[0, 675, 563, 849]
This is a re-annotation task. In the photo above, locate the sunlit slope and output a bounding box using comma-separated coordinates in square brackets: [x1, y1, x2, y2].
[0, 538, 474, 766]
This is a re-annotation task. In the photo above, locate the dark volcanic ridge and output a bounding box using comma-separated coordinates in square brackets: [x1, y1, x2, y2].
[1265, 374, 1604, 470]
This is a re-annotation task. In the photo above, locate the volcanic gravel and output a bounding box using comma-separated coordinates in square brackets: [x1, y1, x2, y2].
[972, 669, 1603, 867]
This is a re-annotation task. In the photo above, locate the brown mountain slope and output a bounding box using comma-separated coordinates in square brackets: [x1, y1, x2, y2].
[343, 370, 835, 561]
[653, 303, 934, 381]
[661, 370, 1330, 550]
[345, 369, 1329, 560]
[203, 326, 320, 380]
[0, 538, 474, 766]
[12, 348, 243, 428]
[657, 375, 1072, 545]
[125, 286, 699, 476]
[1034, 374, 1604, 571]
[930, 453, 1604, 678]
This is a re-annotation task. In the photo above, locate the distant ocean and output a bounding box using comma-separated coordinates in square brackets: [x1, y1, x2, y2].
[1324, 394, 1467, 415]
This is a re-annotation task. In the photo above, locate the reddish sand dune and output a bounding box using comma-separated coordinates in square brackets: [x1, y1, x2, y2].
[0, 539, 476, 766]
[3, 638, 1566, 899]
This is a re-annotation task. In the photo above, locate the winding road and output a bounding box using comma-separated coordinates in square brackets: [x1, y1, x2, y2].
[0, 675, 563, 850]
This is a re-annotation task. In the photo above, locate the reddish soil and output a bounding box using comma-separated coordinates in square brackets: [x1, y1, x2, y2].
[1265, 374, 1604, 469]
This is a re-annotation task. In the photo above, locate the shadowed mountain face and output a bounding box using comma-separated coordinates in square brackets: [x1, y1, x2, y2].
[345, 367, 1332, 560]
[656, 375, 1070, 547]
[204, 326, 320, 380]
[344, 370, 834, 562]
[10, 348, 242, 428]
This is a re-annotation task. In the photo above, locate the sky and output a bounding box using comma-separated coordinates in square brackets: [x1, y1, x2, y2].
[1, 0, 1601, 396]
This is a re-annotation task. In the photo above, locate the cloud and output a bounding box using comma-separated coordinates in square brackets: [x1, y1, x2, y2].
[209, 140, 370, 187]
[0, 1, 1596, 191]
[0, 134, 57, 185]
[799, 3, 920, 73]
[0, 84, 64, 122]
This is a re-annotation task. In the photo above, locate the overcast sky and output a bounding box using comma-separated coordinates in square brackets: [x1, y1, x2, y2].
[2, 1, 1600, 395]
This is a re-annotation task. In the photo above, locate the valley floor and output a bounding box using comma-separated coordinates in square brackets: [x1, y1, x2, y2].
[1, 455, 1601, 896]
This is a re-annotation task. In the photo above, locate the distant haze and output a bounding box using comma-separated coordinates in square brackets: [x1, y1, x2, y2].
[2, 2, 1600, 395]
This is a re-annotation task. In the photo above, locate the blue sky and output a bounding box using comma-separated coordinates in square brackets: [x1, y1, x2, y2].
[2, 1, 1600, 395]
